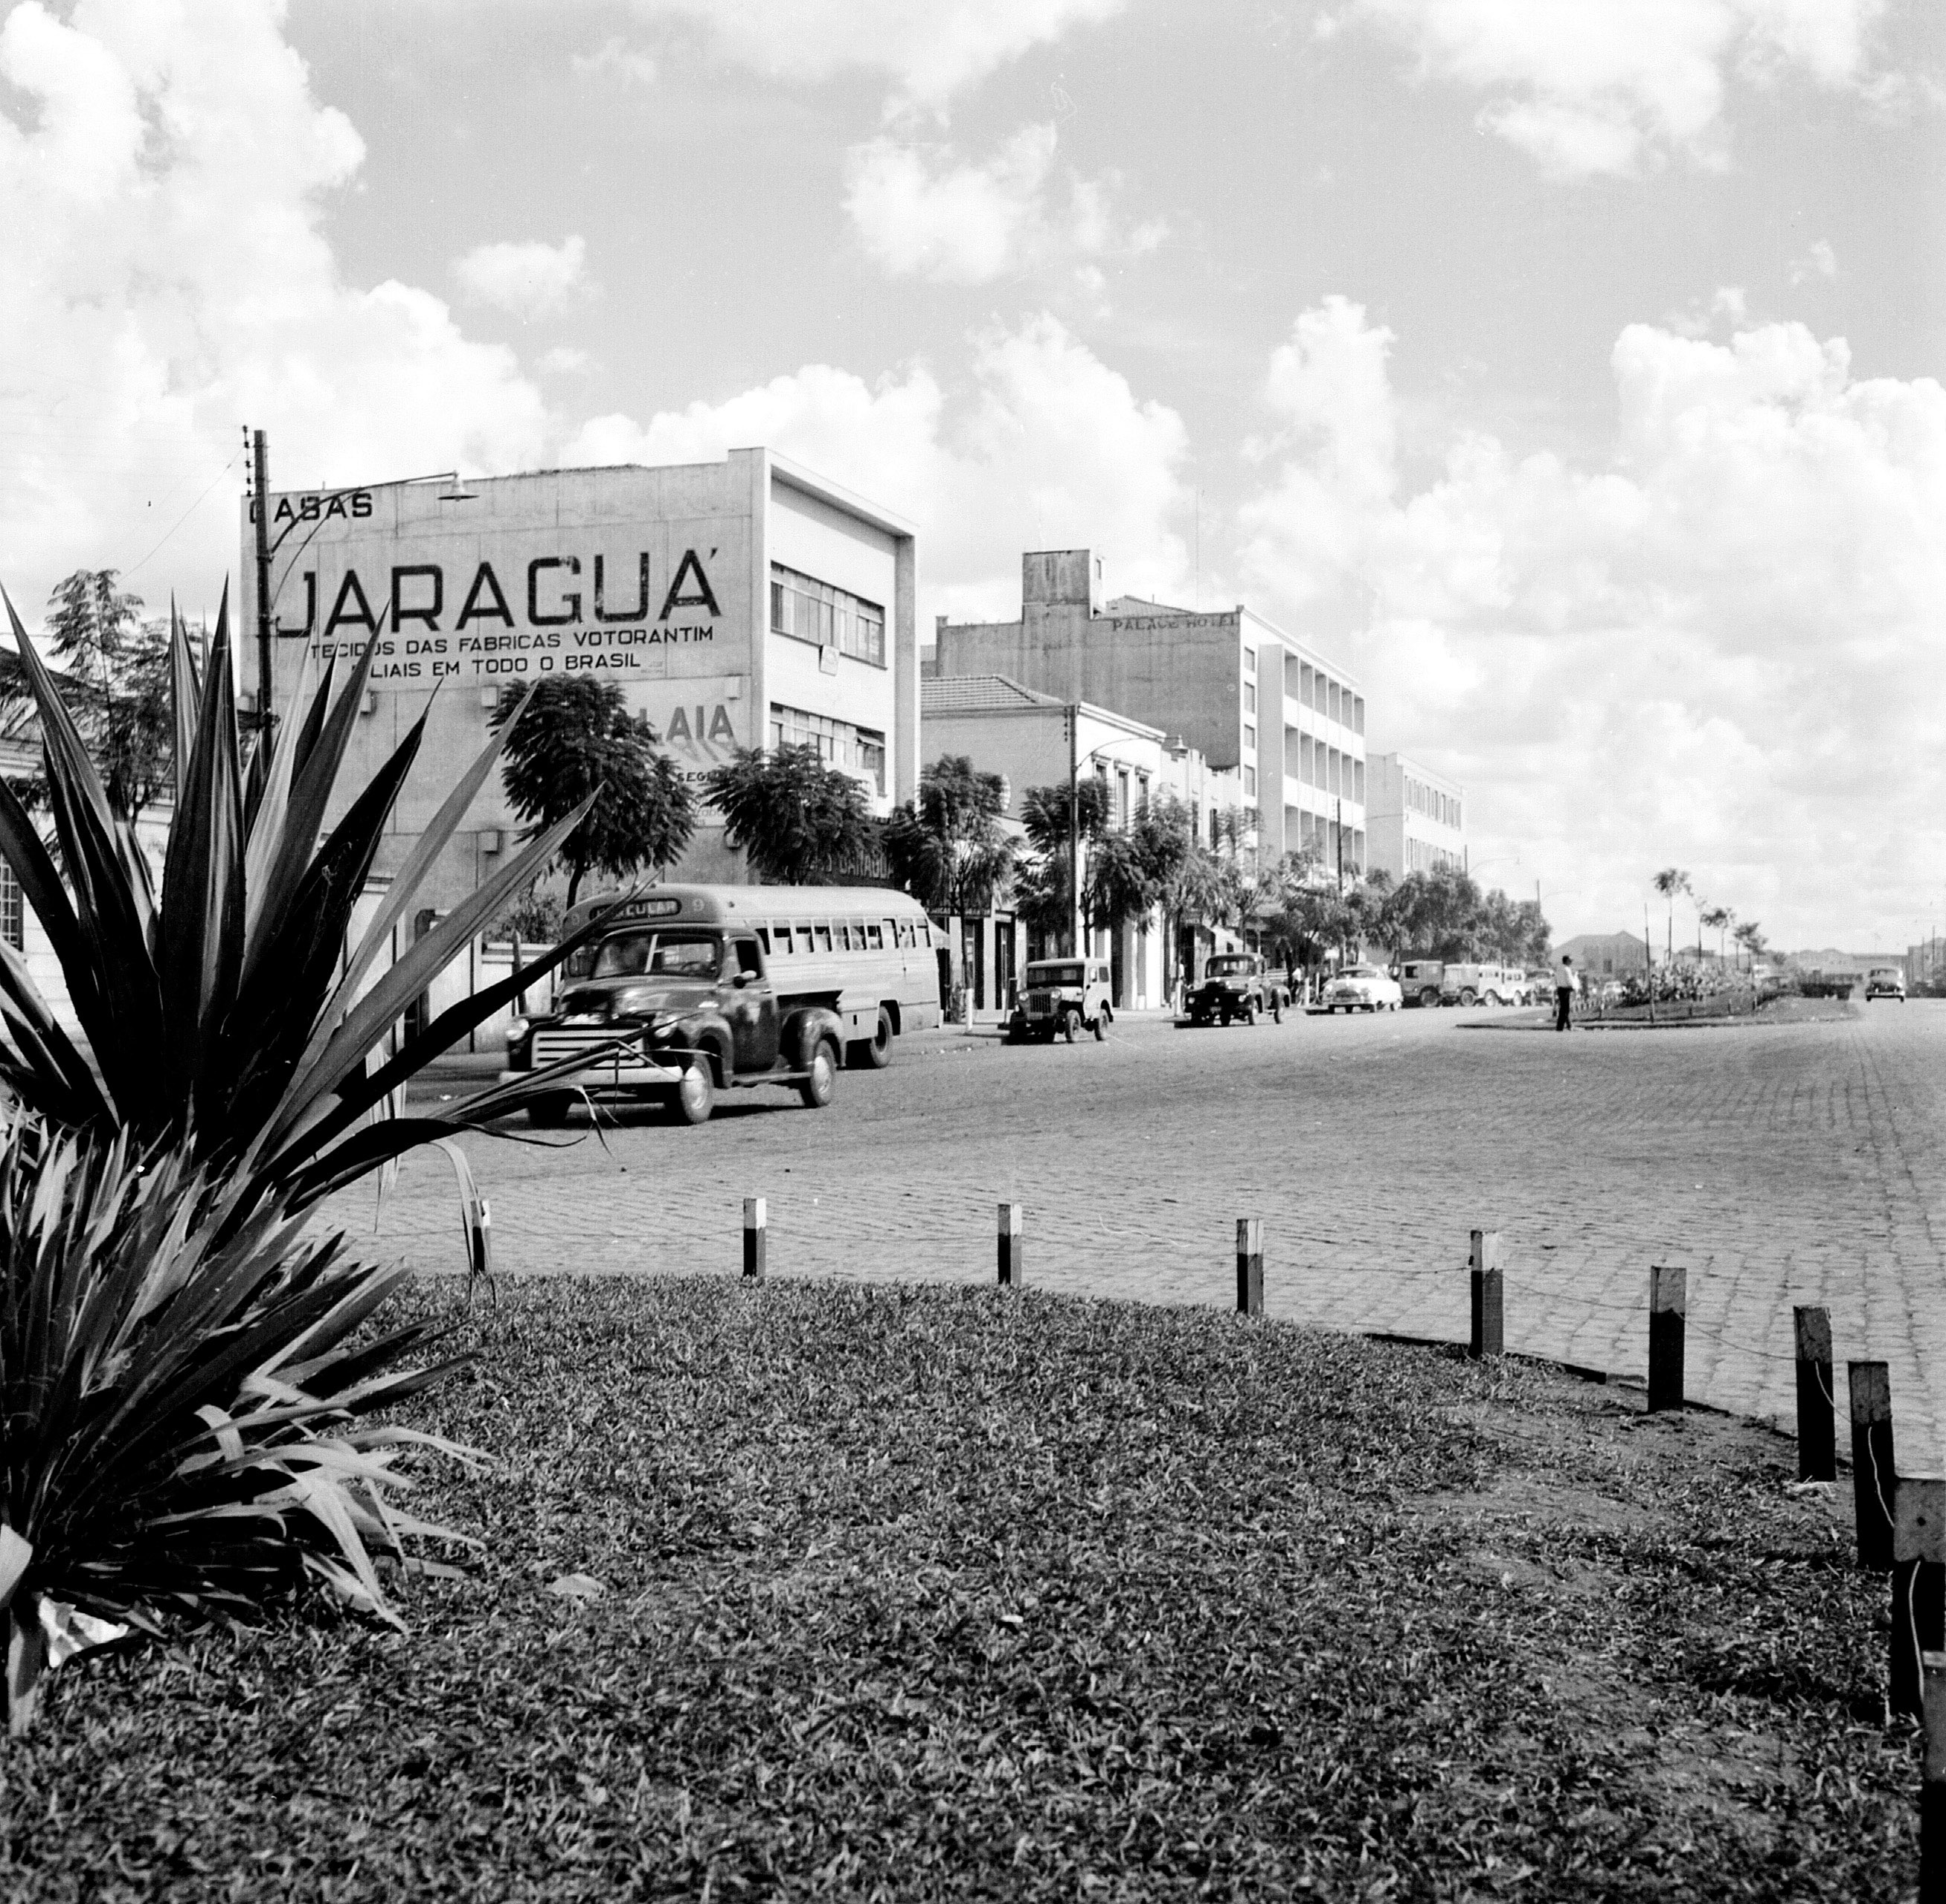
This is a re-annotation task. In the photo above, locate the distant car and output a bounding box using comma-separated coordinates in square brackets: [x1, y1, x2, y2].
[1185, 952, 1288, 1026]
[1008, 958, 1114, 1043]
[1864, 966, 1907, 1001]
[1320, 964, 1403, 1013]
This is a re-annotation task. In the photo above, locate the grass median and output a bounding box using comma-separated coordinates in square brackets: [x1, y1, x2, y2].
[10, 1276, 1920, 1900]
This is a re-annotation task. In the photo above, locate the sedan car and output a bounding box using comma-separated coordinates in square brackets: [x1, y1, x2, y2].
[1319, 964, 1404, 1013]
[1864, 966, 1907, 1000]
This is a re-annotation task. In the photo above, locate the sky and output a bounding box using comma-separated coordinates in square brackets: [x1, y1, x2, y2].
[1, 0, 1942, 952]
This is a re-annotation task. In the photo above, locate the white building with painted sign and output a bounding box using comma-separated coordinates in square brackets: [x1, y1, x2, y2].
[240, 448, 918, 912]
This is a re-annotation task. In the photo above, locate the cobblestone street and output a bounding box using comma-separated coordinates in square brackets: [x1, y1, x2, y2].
[346, 1000, 1946, 1463]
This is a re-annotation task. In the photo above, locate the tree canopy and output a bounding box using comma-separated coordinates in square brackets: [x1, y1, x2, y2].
[1369, 865, 1550, 964]
[703, 743, 877, 885]
[882, 755, 1015, 916]
[0, 570, 176, 816]
[494, 678, 696, 906]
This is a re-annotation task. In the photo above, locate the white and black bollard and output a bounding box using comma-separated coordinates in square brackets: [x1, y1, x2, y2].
[1236, 1218, 1263, 1316]
[742, 1197, 766, 1281]
[998, 1202, 1024, 1288]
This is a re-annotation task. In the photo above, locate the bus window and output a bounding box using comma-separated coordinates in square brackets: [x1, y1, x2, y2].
[734, 937, 765, 977]
[896, 919, 914, 949]
[847, 916, 866, 947]
[865, 921, 884, 951]
[772, 923, 794, 955]
[832, 921, 852, 951]
[882, 919, 899, 951]
[813, 921, 833, 953]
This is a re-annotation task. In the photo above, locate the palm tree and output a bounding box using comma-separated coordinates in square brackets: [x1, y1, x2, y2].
[1699, 904, 1733, 963]
[1732, 919, 1767, 969]
[1653, 866, 1689, 965]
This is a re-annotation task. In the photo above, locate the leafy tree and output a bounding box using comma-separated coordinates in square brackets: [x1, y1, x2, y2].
[882, 754, 1015, 916]
[1700, 903, 1734, 962]
[703, 742, 876, 886]
[0, 570, 175, 815]
[1012, 779, 1110, 948]
[1732, 919, 1767, 965]
[495, 679, 696, 906]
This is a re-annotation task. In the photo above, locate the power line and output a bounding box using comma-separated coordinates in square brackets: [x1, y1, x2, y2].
[121, 447, 245, 582]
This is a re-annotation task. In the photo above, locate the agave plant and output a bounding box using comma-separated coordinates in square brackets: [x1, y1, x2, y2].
[0, 583, 618, 1210]
[0, 1113, 476, 1735]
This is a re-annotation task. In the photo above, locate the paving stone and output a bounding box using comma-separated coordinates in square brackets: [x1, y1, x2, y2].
[332, 1000, 1946, 1465]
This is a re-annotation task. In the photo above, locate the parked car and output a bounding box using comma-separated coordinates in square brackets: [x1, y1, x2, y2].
[1864, 966, 1907, 1001]
[1319, 964, 1404, 1013]
[1395, 957, 1444, 1008]
[1008, 958, 1114, 1043]
[1184, 952, 1288, 1026]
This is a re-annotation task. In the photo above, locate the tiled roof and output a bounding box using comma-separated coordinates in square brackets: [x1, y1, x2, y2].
[921, 674, 1062, 715]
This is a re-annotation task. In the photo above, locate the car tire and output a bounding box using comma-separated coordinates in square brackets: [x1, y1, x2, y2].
[526, 1091, 574, 1128]
[797, 1038, 838, 1108]
[1245, 997, 1259, 1025]
[1419, 988, 1439, 1009]
[1093, 1014, 1106, 1042]
[1271, 994, 1284, 1023]
[847, 1006, 894, 1070]
[672, 1058, 714, 1125]
[1064, 1008, 1082, 1043]
[1460, 988, 1478, 1006]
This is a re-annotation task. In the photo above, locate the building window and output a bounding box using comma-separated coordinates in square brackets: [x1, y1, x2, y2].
[769, 564, 886, 668]
[0, 863, 19, 953]
[1243, 681, 1256, 714]
[768, 703, 887, 794]
[1244, 765, 1256, 797]
[1300, 663, 1314, 707]
[1327, 680, 1341, 725]
[1352, 695, 1366, 736]
[1243, 723, 1256, 752]
[1354, 759, 1365, 803]
[1243, 644, 1256, 675]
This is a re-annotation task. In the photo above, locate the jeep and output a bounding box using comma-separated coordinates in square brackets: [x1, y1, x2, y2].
[1007, 958, 1114, 1043]
[1185, 953, 1288, 1026]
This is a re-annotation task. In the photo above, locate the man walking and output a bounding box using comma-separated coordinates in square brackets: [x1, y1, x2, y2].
[1554, 954, 1579, 1032]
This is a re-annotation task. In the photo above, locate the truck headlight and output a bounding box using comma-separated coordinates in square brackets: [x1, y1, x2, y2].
[507, 1017, 529, 1045]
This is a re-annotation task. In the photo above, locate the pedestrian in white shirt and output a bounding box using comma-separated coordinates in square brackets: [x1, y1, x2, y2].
[1554, 956, 1579, 1032]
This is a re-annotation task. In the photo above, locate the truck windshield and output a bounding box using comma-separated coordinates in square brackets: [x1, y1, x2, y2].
[1208, 957, 1251, 975]
[592, 930, 722, 978]
[1028, 964, 1082, 987]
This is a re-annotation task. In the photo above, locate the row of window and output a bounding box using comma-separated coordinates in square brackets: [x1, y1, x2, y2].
[1406, 837, 1462, 874]
[770, 564, 886, 668]
[1407, 776, 1462, 830]
[1297, 735, 1365, 803]
[769, 701, 887, 796]
[755, 915, 924, 956]
[1298, 663, 1364, 736]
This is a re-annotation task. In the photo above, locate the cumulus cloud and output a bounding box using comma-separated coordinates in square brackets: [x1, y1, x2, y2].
[632, 0, 1126, 110]
[1239, 298, 1946, 947]
[845, 124, 1162, 284]
[572, 36, 658, 86]
[559, 313, 1192, 623]
[0, 0, 550, 617]
[452, 235, 590, 320]
[1353, 0, 1891, 176]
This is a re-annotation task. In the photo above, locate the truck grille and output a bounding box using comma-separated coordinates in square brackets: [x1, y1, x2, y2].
[532, 1028, 671, 1079]
[1025, 990, 1055, 1016]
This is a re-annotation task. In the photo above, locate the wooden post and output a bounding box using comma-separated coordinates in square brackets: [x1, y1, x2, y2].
[1236, 1218, 1262, 1317]
[1849, 1361, 1897, 1570]
[1646, 1265, 1686, 1413]
[1922, 1649, 1946, 1900]
[1891, 1477, 1946, 1720]
[1792, 1305, 1834, 1482]
[742, 1197, 766, 1281]
[1469, 1229, 1503, 1360]
[998, 1202, 1023, 1287]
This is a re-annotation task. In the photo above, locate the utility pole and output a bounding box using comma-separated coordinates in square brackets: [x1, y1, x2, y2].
[250, 427, 274, 733]
[1068, 703, 1082, 959]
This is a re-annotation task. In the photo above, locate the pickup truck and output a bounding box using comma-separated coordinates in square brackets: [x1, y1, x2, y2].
[501, 919, 844, 1126]
[1184, 953, 1288, 1026]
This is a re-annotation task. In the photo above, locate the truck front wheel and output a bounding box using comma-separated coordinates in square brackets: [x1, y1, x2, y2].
[798, 1038, 838, 1107]
[1064, 1008, 1082, 1043]
[671, 1058, 714, 1125]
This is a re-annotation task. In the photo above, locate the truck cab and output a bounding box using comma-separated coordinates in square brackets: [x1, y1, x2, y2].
[1186, 953, 1287, 1026]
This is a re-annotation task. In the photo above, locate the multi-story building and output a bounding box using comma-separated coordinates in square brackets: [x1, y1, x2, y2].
[1554, 931, 1650, 977]
[1366, 751, 1467, 881]
[919, 672, 1242, 1014]
[239, 447, 919, 909]
[931, 550, 1368, 875]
